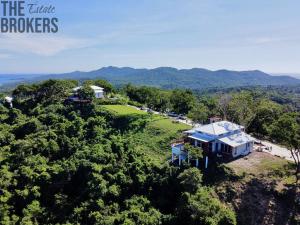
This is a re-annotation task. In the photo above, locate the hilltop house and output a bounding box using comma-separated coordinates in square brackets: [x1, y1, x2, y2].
[69, 85, 105, 101]
[4, 96, 13, 108]
[171, 121, 255, 165]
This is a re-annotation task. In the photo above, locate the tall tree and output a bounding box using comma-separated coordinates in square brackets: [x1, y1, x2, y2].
[227, 91, 256, 129]
[188, 103, 209, 124]
[248, 99, 283, 137]
[218, 94, 232, 120]
[269, 113, 300, 190]
[170, 89, 196, 115]
[77, 85, 95, 101]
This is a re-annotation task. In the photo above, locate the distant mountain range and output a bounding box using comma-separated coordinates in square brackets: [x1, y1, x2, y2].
[271, 73, 300, 79]
[1, 67, 300, 90]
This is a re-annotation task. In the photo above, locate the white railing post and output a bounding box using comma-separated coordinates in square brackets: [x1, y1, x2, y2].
[205, 156, 208, 169]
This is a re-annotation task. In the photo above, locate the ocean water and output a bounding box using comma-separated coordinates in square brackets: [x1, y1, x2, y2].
[0, 74, 41, 86]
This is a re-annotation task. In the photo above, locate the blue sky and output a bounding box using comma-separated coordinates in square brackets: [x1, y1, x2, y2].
[1, 0, 300, 74]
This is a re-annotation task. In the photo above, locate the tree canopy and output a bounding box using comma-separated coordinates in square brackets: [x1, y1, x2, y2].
[0, 80, 237, 225]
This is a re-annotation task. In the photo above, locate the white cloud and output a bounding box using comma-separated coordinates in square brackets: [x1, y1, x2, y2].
[0, 34, 92, 56]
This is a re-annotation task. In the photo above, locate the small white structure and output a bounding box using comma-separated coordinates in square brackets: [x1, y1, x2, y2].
[172, 121, 255, 165]
[4, 96, 13, 108]
[73, 85, 105, 99]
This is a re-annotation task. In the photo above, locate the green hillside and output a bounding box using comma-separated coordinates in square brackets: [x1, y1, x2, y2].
[102, 105, 191, 161]
[0, 80, 298, 225]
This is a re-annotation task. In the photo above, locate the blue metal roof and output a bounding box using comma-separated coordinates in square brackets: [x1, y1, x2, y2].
[188, 133, 216, 142]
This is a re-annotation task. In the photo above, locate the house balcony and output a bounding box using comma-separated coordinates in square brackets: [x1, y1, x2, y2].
[171, 143, 203, 167]
[171, 143, 188, 165]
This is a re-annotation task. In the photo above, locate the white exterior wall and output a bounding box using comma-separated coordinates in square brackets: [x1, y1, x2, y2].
[180, 122, 254, 161]
[232, 141, 254, 158]
[94, 91, 104, 99]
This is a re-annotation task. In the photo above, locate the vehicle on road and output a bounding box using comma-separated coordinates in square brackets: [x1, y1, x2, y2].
[168, 112, 178, 117]
[178, 114, 186, 120]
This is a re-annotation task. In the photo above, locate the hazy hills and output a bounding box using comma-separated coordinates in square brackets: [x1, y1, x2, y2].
[2, 67, 300, 90]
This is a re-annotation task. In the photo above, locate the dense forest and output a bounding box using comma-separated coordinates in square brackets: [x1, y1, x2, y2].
[0, 79, 299, 224]
[123, 84, 300, 138]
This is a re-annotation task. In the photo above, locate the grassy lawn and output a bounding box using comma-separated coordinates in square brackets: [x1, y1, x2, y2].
[102, 105, 191, 162]
[134, 116, 191, 162]
[102, 105, 147, 116]
[102, 105, 190, 132]
[149, 116, 191, 132]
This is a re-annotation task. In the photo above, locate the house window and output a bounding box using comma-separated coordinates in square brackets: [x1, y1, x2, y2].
[224, 145, 228, 153]
[221, 144, 232, 154]
[196, 141, 202, 148]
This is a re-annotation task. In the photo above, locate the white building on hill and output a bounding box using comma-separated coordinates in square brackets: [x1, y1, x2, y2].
[72, 85, 105, 99]
[4, 96, 13, 108]
[172, 121, 255, 164]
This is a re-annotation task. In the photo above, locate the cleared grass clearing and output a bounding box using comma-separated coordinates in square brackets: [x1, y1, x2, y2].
[149, 116, 191, 133]
[137, 116, 191, 161]
[102, 105, 191, 162]
[102, 105, 147, 116]
[102, 105, 191, 132]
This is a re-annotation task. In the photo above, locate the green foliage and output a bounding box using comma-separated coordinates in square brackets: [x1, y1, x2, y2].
[177, 168, 203, 193]
[248, 99, 283, 136]
[0, 79, 242, 224]
[12, 80, 77, 112]
[102, 105, 147, 116]
[177, 188, 237, 225]
[77, 85, 95, 101]
[184, 144, 203, 166]
[170, 89, 196, 114]
[268, 113, 300, 148]
[268, 113, 300, 187]
[188, 103, 209, 124]
[118, 196, 162, 225]
[227, 91, 256, 129]
[124, 85, 170, 112]
[84, 79, 114, 93]
[124, 85, 199, 115]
